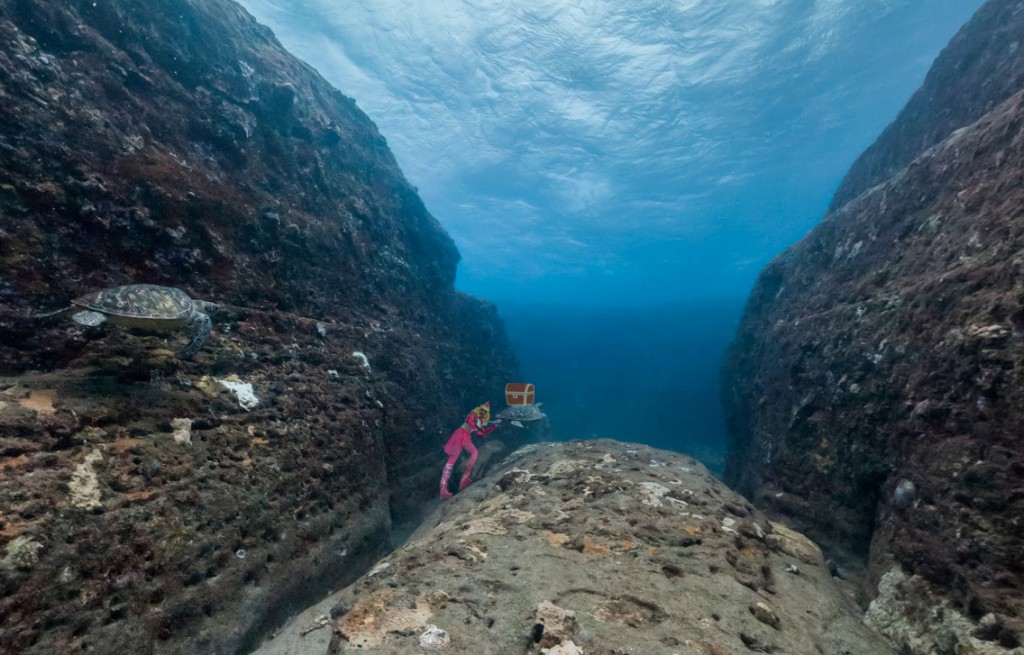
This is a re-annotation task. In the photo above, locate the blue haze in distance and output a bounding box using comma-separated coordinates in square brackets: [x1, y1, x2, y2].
[234, 2, 985, 462]
[237, 0, 982, 307]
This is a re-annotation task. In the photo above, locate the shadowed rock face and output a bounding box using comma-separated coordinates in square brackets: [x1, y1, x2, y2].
[254, 440, 896, 655]
[0, 1, 523, 653]
[724, 2, 1024, 650]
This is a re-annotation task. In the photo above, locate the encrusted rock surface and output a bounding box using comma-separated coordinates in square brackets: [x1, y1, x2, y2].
[724, 2, 1024, 652]
[0, 0, 456, 319]
[255, 440, 896, 655]
[0, 0, 523, 653]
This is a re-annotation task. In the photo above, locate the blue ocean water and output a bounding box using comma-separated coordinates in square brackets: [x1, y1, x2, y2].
[500, 298, 744, 473]
[238, 0, 984, 306]
[235, 0, 985, 469]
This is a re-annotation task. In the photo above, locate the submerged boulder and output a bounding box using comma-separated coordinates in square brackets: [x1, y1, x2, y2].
[256, 440, 896, 655]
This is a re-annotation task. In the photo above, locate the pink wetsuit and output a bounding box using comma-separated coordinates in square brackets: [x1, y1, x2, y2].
[439, 411, 497, 498]
[444, 411, 496, 457]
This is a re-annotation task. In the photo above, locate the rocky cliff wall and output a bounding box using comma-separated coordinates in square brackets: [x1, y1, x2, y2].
[829, 0, 1024, 211]
[723, 2, 1024, 651]
[0, 1, 522, 653]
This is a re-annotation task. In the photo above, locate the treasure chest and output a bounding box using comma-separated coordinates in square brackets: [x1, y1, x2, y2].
[505, 383, 535, 406]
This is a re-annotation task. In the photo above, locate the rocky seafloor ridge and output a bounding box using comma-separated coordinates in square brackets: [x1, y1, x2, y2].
[252, 440, 897, 655]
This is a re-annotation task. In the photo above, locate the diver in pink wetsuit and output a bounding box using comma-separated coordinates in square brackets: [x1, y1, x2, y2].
[439, 402, 498, 500]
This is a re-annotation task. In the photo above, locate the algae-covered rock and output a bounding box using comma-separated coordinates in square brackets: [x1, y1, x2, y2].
[1, 536, 43, 574]
[724, 3, 1024, 645]
[0, 0, 522, 652]
[256, 440, 895, 655]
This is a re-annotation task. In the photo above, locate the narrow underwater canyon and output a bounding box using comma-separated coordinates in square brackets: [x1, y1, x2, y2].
[2, 0, 1023, 654]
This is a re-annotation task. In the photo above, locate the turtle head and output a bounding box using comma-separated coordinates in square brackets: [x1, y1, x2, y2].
[196, 300, 219, 317]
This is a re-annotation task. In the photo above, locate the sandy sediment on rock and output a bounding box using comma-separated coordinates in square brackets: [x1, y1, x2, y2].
[254, 439, 895, 655]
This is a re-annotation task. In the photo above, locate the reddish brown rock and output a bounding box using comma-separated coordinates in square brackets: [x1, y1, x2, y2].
[0, 1, 524, 653]
[724, 2, 1024, 650]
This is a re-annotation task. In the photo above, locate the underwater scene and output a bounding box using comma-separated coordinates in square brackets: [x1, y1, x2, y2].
[1, 0, 1022, 653]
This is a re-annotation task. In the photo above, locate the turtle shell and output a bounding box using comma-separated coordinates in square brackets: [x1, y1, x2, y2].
[495, 404, 546, 422]
[72, 284, 194, 322]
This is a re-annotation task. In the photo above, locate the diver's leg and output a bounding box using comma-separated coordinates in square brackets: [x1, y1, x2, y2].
[439, 453, 459, 500]
[459, 442, 479, 490]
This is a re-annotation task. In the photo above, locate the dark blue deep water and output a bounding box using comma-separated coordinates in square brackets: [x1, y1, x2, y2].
[499, 298, 744, 474]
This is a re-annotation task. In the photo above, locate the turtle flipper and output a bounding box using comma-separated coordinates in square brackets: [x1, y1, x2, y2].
[71, 310, 107, 327]
[179, 312, 211, 358]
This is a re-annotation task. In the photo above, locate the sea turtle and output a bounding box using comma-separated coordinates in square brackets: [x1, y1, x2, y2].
[40, 284, 216, 358]
[494, 403, 547, 428]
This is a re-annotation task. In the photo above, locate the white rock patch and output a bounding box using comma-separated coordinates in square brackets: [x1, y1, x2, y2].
[217, 378, 259, 410]
[419, 625, 450, 649]
[637, 482, 671, 507]
[352, 351, 371, 371]
[171, 418, 192, 445]
[69, 450, 103, 509]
